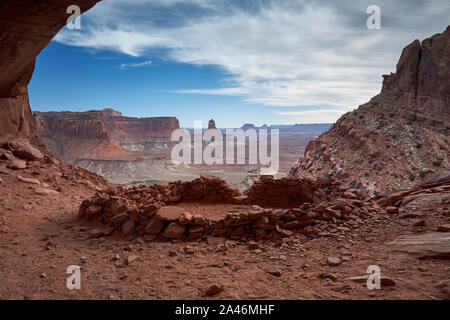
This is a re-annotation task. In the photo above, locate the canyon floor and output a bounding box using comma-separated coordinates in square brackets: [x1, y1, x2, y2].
[71, 133, 317, 191]
[0, 158, 449, 300]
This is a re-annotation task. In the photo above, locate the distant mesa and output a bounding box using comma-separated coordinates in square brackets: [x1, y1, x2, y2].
[288, 123, 333, 133]
[241, 123, 256, 131]
[33, 108, 180, 162]
[208, 119, 217, 129]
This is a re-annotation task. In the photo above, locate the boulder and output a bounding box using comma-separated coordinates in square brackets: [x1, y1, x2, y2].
[145, 217, 165, 234]
[156, 206, 185, 222]
[389, 232, 450, 259]
[163, 222, 186, 239]
[12, 141, 43, 161]
[8, 159, 26, 170]
[122, 220, 135, 236]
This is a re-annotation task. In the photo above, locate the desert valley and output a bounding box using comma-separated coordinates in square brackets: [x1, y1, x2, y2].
[0, 0, 449, 305]
[33, 108, 329, 190]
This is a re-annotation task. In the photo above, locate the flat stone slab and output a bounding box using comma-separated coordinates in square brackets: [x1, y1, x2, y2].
[389, 232, 450, 259]
[403, 193, 450, 208]
[156, 206, 186, 222]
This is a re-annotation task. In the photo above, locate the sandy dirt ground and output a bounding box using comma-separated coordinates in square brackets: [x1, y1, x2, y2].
[0, 162, 449, 300]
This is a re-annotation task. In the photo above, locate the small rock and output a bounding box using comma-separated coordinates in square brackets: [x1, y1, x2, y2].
[204, 284, 223, 296]
[80, 256, 88, 264]
[102, 226, 115, 236]
[413, 219, 426, 227]
[111, 254, 120, 262]
[17, 175, 40, 185]
[385, 206, 399, 214]
[9, 159, 27, 170]
[34, 187, 59, 195]
[418, 266, 428, 272]
[437, 224, 450, 232]
[320, 268, 337, 281]
[39, 273, 47, 278]
[122, 220, 135, 236]
[123, 244, 133, 251]
[327, 256, 342, 266]
[331, 284, 351, 292]
[119, 274, 128, 280]
[184, 245, 196, 254]
[89, 229, 104, 239]
[168, 250, 177, 257]
[380, 277, 396, 286]
[143, 234, 157, 242]
[126, 255, 139, 265]
[248, 241, 259, 249]
[265, 265, 281, 277]
[179, 211, 193, 225]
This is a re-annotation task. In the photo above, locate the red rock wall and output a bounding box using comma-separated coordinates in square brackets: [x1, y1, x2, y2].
[102, 109, 180, 142]
[33, 109, 180, 161]
[0, 0, 100, 137]
[33, 109, 180, 143]
[381, 26, 450, 115]
[33, 111, 110, 140]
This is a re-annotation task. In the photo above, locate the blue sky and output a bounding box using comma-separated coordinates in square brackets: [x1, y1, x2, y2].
[29, 0, 449, 128]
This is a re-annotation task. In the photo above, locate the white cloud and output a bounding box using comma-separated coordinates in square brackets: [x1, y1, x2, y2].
[120, 60, 152, 69]
[275, 109, 346, 123]
[54, 0, 450, 120]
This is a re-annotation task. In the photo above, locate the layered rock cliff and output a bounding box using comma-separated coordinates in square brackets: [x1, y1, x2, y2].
[33, 109, 180, 161]
[101, 108, 180, 144]
[0, 0, 100, 138]
[381, 26, 450, 115]
[290, 26, 450, 194]
[33, 110, 139, 161]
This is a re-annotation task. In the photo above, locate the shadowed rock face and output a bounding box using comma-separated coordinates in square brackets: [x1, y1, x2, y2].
[0, 0, 100, 137]
[381, 26, 450, 115]
[290, 26, 450, 194]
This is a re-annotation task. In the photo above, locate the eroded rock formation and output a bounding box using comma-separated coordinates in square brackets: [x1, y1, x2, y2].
[33, 109, 179, 161]
[208, 119, 217, 129]
[101, 108, 180, 144]
[290, 26, 450, 194]
[0, 0, 100, 138]
[381, 26, 450, 115]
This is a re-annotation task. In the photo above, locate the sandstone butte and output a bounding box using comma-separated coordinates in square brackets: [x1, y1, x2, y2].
[33, 109, 179, 161]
